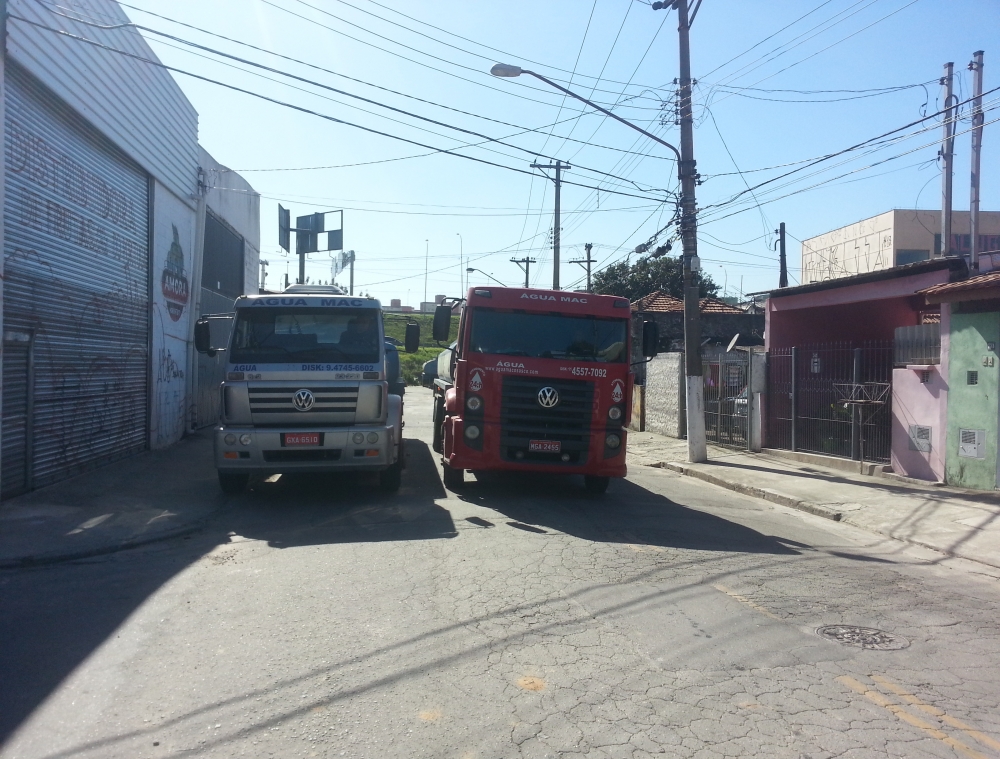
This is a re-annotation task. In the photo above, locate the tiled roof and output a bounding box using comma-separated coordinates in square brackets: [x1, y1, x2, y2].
[920, 270, 1000, 300]
[631, 291, 744, 314]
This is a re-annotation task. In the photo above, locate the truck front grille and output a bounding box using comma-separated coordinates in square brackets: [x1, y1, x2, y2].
[248, 384, 358, 426]
[500, 376, 593, 463]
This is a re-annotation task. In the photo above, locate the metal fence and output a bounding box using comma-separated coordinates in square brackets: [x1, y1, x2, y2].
[703, 350, 750, 450]
[766, 342, 893, 464]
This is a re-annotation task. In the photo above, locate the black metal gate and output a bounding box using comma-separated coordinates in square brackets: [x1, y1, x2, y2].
[766, 342, 892, 464]
[704, 350, 750, 450]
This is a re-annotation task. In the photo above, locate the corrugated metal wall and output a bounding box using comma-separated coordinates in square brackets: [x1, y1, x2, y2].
[1, 333, 32, 497]
[7, 0, 199, 206]
[3, 62, 150, 492]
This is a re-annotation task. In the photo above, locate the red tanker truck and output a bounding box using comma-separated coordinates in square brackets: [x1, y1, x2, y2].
[431, 286, 658, 494]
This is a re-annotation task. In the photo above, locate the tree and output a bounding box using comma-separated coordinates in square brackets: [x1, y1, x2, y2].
[592, 254, 719, 303]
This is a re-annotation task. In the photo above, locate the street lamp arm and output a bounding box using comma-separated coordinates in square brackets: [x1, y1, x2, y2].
[466, 267, 506, 287]
[495, 66, 681, 162]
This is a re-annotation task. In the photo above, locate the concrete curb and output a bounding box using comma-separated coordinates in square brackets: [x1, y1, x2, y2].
[0, 507, 223, 570]
[652, 461, 844, 522]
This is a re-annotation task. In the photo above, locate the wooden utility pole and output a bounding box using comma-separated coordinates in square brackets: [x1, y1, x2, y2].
[531, 160, 570, 290]
[777, 222, 788, 288]
[970, 51, 985, 271]
[569, 242, 597, 292]
[510, 256, 537, 288]
[940, 62, 956, 258]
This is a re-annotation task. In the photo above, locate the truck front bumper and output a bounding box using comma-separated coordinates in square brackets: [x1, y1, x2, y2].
[215, 424, 396, 475]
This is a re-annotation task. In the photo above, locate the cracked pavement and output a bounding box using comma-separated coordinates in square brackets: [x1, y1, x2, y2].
[2, 388, 1000, 758]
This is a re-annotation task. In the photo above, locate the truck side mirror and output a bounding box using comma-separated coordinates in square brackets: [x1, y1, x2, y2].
[642, 321, 659, 358]
[404, 322, 420, 353]
[194, 318, 212, 354]
[433, 304, 452, 342]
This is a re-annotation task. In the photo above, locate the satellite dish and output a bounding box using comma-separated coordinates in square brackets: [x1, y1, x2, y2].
[726, 333, 740, 353]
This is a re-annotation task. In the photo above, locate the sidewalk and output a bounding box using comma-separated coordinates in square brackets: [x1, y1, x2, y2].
[0, 432, 223, 568]
[628, 431, 1000, 569]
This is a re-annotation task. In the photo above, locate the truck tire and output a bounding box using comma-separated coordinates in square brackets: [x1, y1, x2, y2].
[584, 475, 610, 495]
[432, 398, 444, 454]
[442, 462, 464, 491]
[218, 472, 249, 494]
[379, 442, 404, 493]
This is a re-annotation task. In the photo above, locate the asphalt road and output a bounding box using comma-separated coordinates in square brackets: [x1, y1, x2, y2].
[3, 387, 1000, 759]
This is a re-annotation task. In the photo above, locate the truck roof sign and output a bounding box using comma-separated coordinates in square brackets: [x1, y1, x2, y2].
[236, 295, 380, 309]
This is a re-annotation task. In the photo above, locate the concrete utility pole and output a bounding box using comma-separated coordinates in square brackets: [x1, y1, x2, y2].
[349, 254, 354, 295]
[569, 242, 597, 292]
[970, 51, 985, 271]
[424, 239, 429, 305]
[776, 223, 788, 288]
[675, 0, 707, 462]
[510, 256, 537, 288]
[456, 233, 464, 295]
[940, 62, 956, 258]
[531, 160, 570, 290]
[260, 259, 269, 290]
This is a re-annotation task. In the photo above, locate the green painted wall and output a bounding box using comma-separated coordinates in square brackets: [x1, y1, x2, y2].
[947, 311, 1000, 489]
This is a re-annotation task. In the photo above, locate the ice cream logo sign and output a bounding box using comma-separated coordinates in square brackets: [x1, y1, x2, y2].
[611, 378, 624, 404]
[161, 225, 190, 322]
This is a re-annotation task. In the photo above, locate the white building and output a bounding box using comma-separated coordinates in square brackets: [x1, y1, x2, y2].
[1, 0, 259, 497]
[801, 209, 1000, 284]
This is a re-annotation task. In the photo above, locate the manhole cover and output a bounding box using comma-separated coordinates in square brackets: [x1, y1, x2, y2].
[816, 625, 909, 650]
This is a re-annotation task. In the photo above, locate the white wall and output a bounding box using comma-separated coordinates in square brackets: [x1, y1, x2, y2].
[150, 182, 197, 449]
[801, 211, 894, 284]
[644, 353, 685, 438]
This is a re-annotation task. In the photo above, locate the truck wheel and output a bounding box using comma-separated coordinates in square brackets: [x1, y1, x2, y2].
[379, 443, 404, 493]
[442, 462, 464, 491]
[218, 472, 249, 494]
[584, 475, 610, 495]
[432, 399, 444, 453]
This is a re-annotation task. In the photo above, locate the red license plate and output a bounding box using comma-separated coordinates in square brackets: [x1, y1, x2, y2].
[528, 440, 561, 453]
[283, 432, 321, 446]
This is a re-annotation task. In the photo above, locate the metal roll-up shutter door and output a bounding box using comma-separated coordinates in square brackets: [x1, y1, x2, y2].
[3, 63, 149, 491]
[1, 331, 31, 498]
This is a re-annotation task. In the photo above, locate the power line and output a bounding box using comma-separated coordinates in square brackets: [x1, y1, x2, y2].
[11, 15, 674, 205]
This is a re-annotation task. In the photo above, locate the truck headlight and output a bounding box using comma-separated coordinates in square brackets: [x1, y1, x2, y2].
[605, 433, 621, 449]
[367, 432, 379, 443]
[465, 425, 481, 440]
[224, 433, 237, 445]
[239, 434, 252, 446]
[608, 406, 622, 420]
[353, 432, 365, 444]
[466, 395, 482, 411]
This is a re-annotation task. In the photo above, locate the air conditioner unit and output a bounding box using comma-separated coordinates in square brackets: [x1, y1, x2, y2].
[958, 428, 986, 459]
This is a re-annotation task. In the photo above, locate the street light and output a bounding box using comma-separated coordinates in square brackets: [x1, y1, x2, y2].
[491, 38, 706, 464]
[456, 233, 464, 295]
[466, 267, 506, 287]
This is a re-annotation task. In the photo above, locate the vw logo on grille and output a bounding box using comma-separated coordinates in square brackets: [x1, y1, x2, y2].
[537, 386, 560, 408]
[292, 389, 315, 411]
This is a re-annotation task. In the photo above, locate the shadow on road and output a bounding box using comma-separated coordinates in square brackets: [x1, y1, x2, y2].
[457, 470, 799, 555]
[0, 438, 453, 745]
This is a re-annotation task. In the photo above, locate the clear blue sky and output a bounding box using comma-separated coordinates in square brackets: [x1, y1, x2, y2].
[117, 0, 998, 303]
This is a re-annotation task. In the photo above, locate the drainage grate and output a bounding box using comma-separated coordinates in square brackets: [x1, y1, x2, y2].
[816, 625, 910, 650]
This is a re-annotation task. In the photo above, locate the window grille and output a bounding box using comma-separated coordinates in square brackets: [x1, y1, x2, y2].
[968, 371, 979, 386]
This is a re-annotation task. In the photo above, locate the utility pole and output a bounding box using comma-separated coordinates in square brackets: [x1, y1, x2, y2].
[569, 242, 597, 292]
[510, 256, 537, 288]
[349, 254, 354, 295]
[776, 222, 788, 288]
[531, 160, 570, 289]
[259, 259, 269, 291]
[424, 239, 429, 306]
[970, 50, 985, 271]
[675, 0, 706, 462]
[940, 61, 956, 258]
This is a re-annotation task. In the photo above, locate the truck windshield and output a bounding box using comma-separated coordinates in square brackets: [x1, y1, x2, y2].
[468, 309, 627, 362]
[229, 308, 380, 364]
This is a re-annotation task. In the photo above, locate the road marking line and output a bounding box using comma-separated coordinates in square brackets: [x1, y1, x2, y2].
[712, 584, 783, 621]
[836, 676, 988, 759]
[871, 674, 1000, 752]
